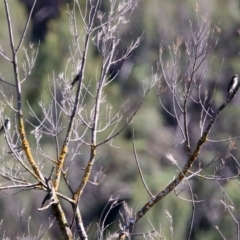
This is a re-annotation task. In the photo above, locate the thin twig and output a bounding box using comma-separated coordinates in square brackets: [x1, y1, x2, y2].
[132, 130, 153, 198]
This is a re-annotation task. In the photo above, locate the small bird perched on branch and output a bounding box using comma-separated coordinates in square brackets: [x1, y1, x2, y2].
[70, 72, 82, 89]
[0, 118, 10, 136]
[227, 74, 239, 100]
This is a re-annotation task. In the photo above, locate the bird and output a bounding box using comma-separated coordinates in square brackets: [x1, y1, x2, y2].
[41, 191, 54, 208]
[227, 74, 239, 100]
[70, 72, 82, 89]
[0, 118, 10, 136]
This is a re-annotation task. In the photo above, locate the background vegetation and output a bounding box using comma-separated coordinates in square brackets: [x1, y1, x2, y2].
[1, 0, 240, 239]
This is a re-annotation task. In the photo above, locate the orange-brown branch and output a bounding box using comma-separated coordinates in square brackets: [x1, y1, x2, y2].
[54, 145, 68, 190]
[70, 144, 96, 227]
[19, 118, 43, 181]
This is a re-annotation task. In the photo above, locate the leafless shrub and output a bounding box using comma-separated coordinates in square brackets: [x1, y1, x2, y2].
[0, 1, 240, 240]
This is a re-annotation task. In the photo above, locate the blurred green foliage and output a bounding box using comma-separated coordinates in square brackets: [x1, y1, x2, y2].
[1, 0, 240, 239]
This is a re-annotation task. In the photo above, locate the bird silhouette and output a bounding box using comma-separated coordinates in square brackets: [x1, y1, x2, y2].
[227, 74, 239, 100]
